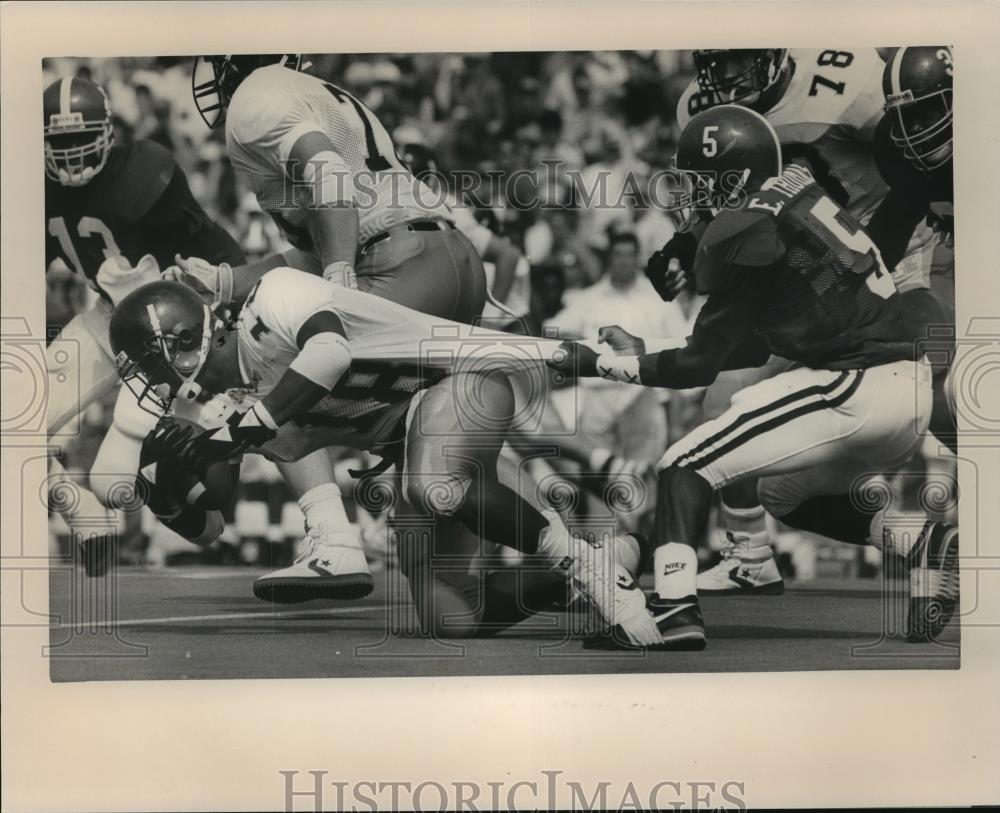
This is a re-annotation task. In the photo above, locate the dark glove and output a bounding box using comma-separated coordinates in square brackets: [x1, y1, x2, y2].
[178, 406, 277, 470]
[645, 231, 698, 301]
[546, 341, 599, 378]
[143, 419, 195, 465]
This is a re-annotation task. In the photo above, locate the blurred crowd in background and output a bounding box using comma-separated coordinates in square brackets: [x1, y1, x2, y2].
[45, 51, 948, 577]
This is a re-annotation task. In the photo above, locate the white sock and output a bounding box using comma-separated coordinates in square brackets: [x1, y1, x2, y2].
[299, 483, 352, 533]
[868, 511, 929, 559]
[654, 543, 698, 599]
[721, 502, 770, 551]
[536, 509, 573, 569]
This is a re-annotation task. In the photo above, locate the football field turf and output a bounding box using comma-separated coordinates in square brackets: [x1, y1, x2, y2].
[47, 566, 959, 681]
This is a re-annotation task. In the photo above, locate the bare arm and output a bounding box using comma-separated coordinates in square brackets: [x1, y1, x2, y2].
[287, 131, 359, 279]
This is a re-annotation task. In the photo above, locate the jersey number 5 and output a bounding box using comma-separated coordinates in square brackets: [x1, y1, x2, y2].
[48, 215, 122, 277]
[810, 196, 896, 299]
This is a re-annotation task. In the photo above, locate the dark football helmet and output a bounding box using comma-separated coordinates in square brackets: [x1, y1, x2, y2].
[883, 46, 953, 172]
[693, 49, 790, 108]
[43, 76, 115, 186]
[675, 104, 782, 213]
[110, 281, 220, 413]
[192, 54, 304, 128]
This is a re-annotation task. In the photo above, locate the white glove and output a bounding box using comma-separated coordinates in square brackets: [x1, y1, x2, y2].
[97, 253, 161, 305]
[162, 254, 233, 306]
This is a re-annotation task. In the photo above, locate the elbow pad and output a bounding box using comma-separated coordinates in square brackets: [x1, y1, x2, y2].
[289, 331, 352, 390]
[303, 150, 356, 207]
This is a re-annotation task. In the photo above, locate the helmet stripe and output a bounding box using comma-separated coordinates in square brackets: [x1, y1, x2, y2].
[59, 76, 73, 117]
[890, 47, 905, 98]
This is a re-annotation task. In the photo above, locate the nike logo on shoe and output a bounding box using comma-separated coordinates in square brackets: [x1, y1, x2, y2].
[662, 562, 687, 576]
[653, 603, 695, 622]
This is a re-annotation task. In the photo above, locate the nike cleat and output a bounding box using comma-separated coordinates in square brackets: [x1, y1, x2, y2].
[907, 522, 959, 643]
[253, 523, 374, 603]
[697, 533, 784, 595]
[646, 593, 707, 650]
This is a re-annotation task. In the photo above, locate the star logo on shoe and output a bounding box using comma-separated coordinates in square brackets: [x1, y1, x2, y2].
[730, 566, 756, 588]
[308, 558, 333, 576]
[616, 573, 639, 590]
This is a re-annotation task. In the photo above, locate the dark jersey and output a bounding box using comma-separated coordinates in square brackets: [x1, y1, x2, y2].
[45, 140, 245, 299]
[692, 164, 922, 370]
[866, 115, 954, 270]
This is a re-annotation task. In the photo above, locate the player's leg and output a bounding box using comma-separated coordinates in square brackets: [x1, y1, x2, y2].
[694, 360, 793, 596]
[402, 371, 659, 644]
[354, 223, 487, 324]
[47, 302, 121, 576]
[252, 447, 374, 603]
[645, 362, 930, 649]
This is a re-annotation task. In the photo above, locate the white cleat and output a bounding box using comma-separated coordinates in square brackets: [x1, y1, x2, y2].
[697, 533, 784, 595]
[253, 523, 374, 603]
[568, 535, 662, 647]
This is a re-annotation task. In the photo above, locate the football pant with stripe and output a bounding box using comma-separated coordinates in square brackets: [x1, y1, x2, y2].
[657, 360, 934, 519]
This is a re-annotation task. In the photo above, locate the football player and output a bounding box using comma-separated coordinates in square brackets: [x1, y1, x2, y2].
[43, 74, 244, 574]
[99, 270, 657, 643]
[868, 46, 956, 453]
[176, 54, 490, 599]
[645, 47, 891, 595]
[550, 106, 958, 648]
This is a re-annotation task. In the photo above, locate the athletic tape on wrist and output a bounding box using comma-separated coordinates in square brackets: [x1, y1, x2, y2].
[595, 354, 641, 384]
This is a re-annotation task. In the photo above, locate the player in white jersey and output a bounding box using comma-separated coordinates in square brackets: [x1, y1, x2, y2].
[645, 48, 893, 594]
[96, 271, 658, 644]
[191, 54, 487, 320]
[186, 55, 492, 598]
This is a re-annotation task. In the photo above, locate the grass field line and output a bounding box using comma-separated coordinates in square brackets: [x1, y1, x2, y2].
[49, 604, 377, 630]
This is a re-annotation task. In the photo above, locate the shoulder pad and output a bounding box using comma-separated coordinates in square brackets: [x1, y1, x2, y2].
[226, 66, 300, 145]
[695, 209, 783, 293]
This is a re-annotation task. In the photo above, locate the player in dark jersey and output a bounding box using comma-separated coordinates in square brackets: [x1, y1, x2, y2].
[44, 74, 245, 576]
[868, 47, 957, 455]
[550, 106, 958, 648]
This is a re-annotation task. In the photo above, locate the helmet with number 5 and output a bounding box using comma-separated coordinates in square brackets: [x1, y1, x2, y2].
[110, 281, 222, 413]
[675, 104, 782, 213]
[43, 76, 115, 186]
[693, 49, 790, 108]
[192, 54, 305, 128]
[883, 46, 953, 172]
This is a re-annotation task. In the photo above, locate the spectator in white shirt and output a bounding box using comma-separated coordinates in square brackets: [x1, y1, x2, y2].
[545, 232, 689, 503]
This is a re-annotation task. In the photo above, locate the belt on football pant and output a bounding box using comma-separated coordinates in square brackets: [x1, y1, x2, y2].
[359, 217, 453, 254]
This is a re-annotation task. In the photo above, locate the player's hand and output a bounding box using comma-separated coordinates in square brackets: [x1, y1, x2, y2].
[177, 406, 277, 470]
[144, 418, 196, 464]
[546, 341, 599, 378]
[645, 232, 697, 301]
[926, 210, 954, 249]
[598, 325, 646, 356]
[162, 255, 233, 306]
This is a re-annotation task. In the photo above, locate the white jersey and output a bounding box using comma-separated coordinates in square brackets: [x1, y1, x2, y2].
[225, 65, 432, 249]
[678, 49, 888, 222]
